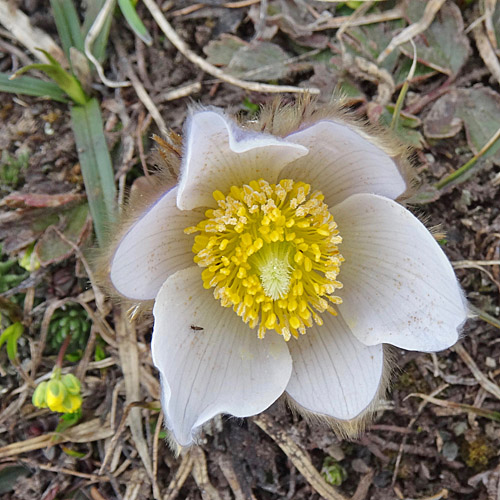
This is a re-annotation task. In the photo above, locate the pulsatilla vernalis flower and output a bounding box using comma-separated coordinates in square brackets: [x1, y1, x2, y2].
[109, 99, 467, 446]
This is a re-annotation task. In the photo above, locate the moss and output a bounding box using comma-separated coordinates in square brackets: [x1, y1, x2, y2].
[462, 437, 495, 470]
[394, 362, 430, 392]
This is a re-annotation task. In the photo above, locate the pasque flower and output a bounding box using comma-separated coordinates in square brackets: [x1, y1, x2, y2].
[109, 99, 467, 446]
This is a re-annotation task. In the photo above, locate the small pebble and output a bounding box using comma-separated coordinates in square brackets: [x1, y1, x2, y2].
[485, 357, 497, 369]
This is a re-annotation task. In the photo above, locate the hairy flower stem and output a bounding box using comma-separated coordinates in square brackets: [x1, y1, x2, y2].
[56, 333, 72, 368]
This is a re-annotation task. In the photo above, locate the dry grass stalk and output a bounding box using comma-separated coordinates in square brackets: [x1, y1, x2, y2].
[0, 0, 64, 64]
[253, 413, 349, 500]
[0, 418, 113, 459]
[113, 34, 167, 134]
[164, 451, 195, 500]
[142, 0, 319, 95]
[311, 7, 403, 31]
[84, 0, 130, 88]
[377, 0, 447, 63]
[191, 447, 223, 500]
[171, 0, 261, 17]
[473, 4, 500, 87]
[112, 309, 160, 498]
[454, 343, 500, 400]
[217, 453, 257, 500]
[392, 384, 449, 485]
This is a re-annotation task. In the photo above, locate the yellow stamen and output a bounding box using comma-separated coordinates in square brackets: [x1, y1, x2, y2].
[185, 179, 344, 340]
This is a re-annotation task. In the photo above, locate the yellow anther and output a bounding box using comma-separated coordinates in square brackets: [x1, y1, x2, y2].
[304, 257, 313, 273]
[290, 315, 301, 330]
[294, 252, 304, 265]
[213, 190, 225, 201]
[265, 313, 277, 329]
[241, 233, 252, 247]
[187, 179, 343, 341]
[269, 230, 281, 242]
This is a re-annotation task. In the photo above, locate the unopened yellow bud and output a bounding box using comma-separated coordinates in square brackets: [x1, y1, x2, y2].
[61, 393, 82, 413]
[62, 374, 81, 395]
[32, 381, 48, 408]
[46, 379, 66, 411]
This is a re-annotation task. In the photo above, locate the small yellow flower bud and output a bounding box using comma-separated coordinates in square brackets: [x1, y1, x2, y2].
[46, 379, 66, 411]
[32, 381, 48, 408]
[61, 373, 81, 395]
[61, 393, 82, 413]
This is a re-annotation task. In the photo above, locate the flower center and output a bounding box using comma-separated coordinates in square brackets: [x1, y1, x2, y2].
[185, 179, 343, 341]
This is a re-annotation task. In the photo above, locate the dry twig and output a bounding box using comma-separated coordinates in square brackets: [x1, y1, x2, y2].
[142, 0, 319, 95]
[377, 0, 447, 63]
[392, 384, 448, 485]
[191, 447, 223, 500]
[113, 35, 167, 134]
[311, 7, 403, 31]
[0, 418, 113, 459]
[0, 0, 64, 64]
[253, 414, 349, 500]
[454, 343, 500, 400]
[84, 0, 130, 88]
[164, 452, 194, 500]
[472, 3, 500, 87]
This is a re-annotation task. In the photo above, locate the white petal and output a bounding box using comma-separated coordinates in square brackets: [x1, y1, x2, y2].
[286, 313, 384, 420]
[110, 187, 202, 300]
[334, 193, 467, 351]
[280, 121, 406, 207]
[177, 109, 308, 210]
[152, 266, 292, 446]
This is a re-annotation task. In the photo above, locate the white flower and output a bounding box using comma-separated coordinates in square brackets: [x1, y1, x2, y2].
[109, 101, 467, 447]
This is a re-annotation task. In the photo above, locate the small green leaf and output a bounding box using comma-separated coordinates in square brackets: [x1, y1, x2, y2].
[204, 35, 246, 66]
[227, 42, 292, 81]
[321, 457, 347, 486]
[0, 465, 30, 495]
[12, 49, 88, 105]
[0, 322, 23, 361]
[35, 203, 91, 266]
[55, 409, 82, 435]
[0, 73, 68, 102]
[118, 0, 152, 45]
[61, 445, 86, 458]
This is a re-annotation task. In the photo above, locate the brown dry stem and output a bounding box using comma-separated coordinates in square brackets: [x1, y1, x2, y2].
[253, 413, 349, 500]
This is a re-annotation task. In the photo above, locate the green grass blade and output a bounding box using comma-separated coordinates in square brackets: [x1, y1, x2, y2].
[0, 73, 68, 102]
[70, 98, 117, 246]
[118, 0, 152, 45]
[435, 125, 500, 190]
[82, 0, 114, 64]
[13, 56, 88, 106]
[50, 0, 85, 60]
